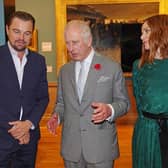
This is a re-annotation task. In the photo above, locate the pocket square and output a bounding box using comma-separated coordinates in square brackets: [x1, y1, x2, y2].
[97, 76, 111, 83]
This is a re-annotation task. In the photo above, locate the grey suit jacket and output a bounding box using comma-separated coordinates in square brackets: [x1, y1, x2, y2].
[55, 52, 130, 163]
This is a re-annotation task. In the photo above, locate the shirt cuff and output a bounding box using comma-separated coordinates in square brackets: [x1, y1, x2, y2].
[57, 115, 60, 125]
[26, 120, 35, 130]
[30, 124, 35, 130]
[106, 104, 114, 122]
[53, 113, 60, 125]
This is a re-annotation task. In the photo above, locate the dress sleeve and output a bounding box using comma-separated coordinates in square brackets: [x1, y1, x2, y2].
[132, 59, 141, 114]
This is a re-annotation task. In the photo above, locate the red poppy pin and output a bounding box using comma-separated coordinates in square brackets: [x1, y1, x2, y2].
[94, 64, 101, 70]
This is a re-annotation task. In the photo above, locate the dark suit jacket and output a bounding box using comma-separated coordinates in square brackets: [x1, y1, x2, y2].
[0, 44, 49, 143]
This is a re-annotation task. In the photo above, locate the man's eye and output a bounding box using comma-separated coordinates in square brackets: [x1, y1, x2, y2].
[13, 30, 20, 34]
[72, 41, 78, 45]
[24, 32, 32, 36]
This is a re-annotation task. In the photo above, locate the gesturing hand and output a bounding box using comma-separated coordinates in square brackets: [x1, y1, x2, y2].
[47, 113, 59, 135]
[91, 102, 112, 124]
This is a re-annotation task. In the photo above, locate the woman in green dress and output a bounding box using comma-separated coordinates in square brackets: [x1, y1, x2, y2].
[132, 14, 168, 168]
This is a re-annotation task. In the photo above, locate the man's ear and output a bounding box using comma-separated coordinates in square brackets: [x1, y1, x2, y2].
[6, 25, 9, 35]
[88, 36, 92, 47]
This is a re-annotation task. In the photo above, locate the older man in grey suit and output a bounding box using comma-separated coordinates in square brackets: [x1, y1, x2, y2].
[47, 20, 130, 168]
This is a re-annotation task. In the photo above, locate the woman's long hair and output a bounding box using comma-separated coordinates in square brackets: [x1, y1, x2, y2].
[139, 14, 168, 68]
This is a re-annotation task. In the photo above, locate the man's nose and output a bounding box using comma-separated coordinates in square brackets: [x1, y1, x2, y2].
[18, 33, 24, 40]
[67, 43, 73, 52]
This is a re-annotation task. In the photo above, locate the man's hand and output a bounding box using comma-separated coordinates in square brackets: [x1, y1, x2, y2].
[8, 120, 32, 143]
[91, 102, 112, 124]
[18, 132, 30, 145]
[47, 113, 59, 135]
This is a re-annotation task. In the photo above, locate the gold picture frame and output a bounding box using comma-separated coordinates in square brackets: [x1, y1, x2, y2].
[28, 29, 38, 51]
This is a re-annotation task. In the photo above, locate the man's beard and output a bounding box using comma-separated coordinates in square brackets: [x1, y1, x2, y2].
[11, 40, 28, 52]
[12, 45, 26, 52]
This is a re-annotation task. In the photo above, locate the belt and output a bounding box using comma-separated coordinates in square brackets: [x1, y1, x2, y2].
[142, 111, 168, 120]
[142, 111, 168, 132]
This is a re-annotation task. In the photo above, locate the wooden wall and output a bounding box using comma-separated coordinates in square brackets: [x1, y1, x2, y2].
[40, 82, 57, 126]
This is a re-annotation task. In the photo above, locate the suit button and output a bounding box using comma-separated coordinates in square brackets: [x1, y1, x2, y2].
[80, 114, 84, 117]
[20, 93, 24, 98]
[81, 129, 86, 132]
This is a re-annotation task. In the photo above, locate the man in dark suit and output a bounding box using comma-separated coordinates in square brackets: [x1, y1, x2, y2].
[0, 11, 49, 167]
[47, 20, 130, 168]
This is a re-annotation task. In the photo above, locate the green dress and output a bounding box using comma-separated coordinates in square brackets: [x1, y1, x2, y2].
[132, 59, 168, 168]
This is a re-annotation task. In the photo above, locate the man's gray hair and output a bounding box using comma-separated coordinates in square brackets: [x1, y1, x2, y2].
[65, 20, 92, 43]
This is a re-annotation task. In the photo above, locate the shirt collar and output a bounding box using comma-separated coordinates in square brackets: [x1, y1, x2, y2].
[76, 47, 95, 66]
[84, 47, 94, 65]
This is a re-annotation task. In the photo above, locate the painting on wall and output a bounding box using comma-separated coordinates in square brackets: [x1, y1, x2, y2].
[28, 29, 38, 51]
[67, 5, 142, 73]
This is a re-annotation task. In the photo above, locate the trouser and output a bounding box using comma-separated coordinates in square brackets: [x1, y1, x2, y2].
[0, 139, 38, 168]
[64, 154, 114, 168]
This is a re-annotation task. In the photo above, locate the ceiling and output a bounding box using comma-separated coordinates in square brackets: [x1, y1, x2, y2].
[67, 2, 159, 22]
[4, 1, 159, 23]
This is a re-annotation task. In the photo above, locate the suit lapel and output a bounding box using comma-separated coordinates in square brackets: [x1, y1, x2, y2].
[69, 61, 80, 103]
[4, 46, 20, 90]
[21, 52, 31, 90]
[82, 54, 104, 103]
[21, 51, 39, 91]
[65, 54, 105, 105]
